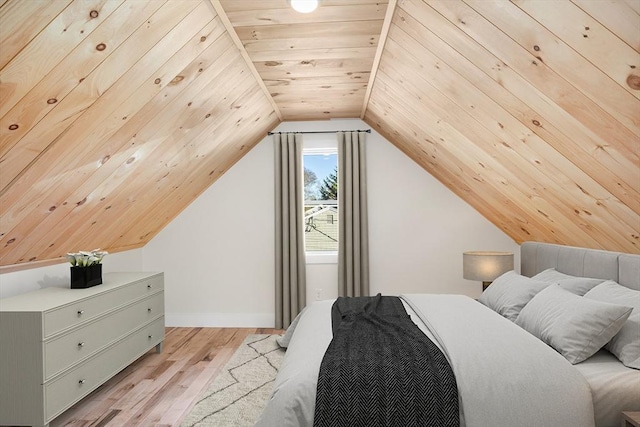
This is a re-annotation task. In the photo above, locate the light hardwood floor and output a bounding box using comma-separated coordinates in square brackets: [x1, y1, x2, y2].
[50, 327, 283, 427]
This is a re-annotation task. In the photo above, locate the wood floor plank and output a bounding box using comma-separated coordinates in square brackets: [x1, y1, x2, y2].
[50, 327, 283, 427]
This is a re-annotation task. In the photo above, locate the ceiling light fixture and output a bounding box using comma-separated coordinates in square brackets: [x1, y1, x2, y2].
[289, 0, 319, 13]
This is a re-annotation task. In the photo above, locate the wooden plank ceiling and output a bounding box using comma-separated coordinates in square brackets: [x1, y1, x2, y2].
[219, 0, 388, 120]
[0, 0, 638, 271]
[364, 0, 639, 253]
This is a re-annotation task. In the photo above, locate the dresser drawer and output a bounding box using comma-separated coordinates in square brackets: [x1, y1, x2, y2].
[44, 292, 164, 379]
[45, 317, 165, 421]
[44, 275, 163, 337]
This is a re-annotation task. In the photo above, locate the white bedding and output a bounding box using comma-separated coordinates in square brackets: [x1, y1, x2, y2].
[256, 294, 596, 427]
[574, 350, 640, 427]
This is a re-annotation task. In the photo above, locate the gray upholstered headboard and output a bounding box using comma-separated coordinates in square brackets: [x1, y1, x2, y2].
[521, 242, 640, 291]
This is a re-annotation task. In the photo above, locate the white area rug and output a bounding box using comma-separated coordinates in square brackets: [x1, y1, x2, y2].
[181, 334, 284, 427]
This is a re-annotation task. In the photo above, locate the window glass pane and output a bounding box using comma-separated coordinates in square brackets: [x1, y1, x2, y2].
[303, 152, 338, 252]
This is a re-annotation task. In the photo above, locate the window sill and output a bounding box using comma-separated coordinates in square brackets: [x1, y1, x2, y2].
[306, 252, 338, 264]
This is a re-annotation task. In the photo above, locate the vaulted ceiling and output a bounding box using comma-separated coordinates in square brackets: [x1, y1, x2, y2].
[1, 0, 638, 271]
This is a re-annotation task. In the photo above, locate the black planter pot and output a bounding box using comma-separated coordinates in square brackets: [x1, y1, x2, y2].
[70, 264, 103, 289]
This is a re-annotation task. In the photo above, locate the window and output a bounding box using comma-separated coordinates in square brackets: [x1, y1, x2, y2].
[303, 137, 338, 258]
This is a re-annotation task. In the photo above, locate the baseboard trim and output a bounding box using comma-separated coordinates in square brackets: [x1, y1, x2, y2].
[165, 312, 275, 328]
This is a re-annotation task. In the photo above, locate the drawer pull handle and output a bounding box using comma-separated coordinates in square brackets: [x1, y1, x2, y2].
[77, 310, 84, 316]
[147, 308, 152, 312]
[147, 284, 152, 289]
[78, 342, 85, 348]
[78, 379, 86, 385]
[148, 335, 153, 339]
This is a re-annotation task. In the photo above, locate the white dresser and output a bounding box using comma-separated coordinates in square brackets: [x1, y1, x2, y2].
[0, 272, 165, 427]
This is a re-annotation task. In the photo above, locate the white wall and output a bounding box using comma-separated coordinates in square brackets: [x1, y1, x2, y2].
[0, 118, 518, 322]
[365, 125, 520, 297]
[142, 137, 276, 327]
[143, 119, 519, 327]
[0, 249, 143, 299]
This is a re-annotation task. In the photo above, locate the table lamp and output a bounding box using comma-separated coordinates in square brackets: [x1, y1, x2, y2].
[463, 251, 514, 291]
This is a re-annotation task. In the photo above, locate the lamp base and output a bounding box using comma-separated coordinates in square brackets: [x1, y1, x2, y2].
[482, 281, 492, 291]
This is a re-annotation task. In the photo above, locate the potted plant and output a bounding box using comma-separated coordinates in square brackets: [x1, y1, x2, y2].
[67, 249, 108, 289]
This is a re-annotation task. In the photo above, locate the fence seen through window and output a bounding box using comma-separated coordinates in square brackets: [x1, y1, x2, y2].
[303, 151, 338, 252]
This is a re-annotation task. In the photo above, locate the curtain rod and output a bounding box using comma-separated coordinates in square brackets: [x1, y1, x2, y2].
[267, 129, 371, 135]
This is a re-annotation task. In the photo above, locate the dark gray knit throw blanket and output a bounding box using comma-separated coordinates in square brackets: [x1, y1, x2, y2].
[313, 294, 459, 427]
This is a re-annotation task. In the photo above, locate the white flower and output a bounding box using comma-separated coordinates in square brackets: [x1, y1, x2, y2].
[66, 253, 77, 266]
[67, 249, 108, 267]
[75, 253, 85, 266]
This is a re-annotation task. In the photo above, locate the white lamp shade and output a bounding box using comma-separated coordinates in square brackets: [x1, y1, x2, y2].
[463, 251, 514, 281]
[289, 0, 319, 13]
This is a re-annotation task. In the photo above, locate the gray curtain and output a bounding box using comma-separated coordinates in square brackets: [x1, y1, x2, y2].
[274, 133, 306, 329]
[337, 131, 369, 297]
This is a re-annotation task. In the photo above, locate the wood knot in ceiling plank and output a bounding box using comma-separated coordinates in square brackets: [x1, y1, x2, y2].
[627, 74, 640, 90]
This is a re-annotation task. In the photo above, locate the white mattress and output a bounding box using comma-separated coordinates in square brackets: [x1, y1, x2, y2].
[574, 350, 640, 427]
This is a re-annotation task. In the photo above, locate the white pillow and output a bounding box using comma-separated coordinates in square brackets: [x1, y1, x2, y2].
[478, 270, 552, 321]
[585, 281, 640, 369]
[532, 268, 604, 296]
[516, 285, 632, 364]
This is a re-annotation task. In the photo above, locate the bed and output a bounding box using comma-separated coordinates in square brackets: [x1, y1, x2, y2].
[256, 242, 640, 427]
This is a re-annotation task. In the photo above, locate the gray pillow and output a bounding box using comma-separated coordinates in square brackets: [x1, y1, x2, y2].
[516, 285, 632, 364]
[585, 281, 640, 369]
[532, 268, 604, 296]
[478, 270, 552, 321]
